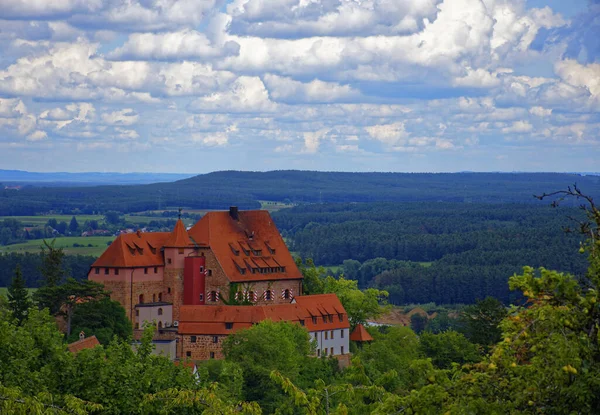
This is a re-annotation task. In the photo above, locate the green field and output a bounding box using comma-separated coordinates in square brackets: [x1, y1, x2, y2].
[0, 236, 114, 256]
[0, 287, 37, 298]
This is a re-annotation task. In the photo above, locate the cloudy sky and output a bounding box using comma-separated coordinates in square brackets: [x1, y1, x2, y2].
[0, 0, 598, 173]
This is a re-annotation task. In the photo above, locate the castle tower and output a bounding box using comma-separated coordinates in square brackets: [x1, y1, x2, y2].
[163, 219, 194, 321]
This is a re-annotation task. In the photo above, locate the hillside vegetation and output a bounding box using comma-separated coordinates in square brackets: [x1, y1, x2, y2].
[2, 171, 599, 215]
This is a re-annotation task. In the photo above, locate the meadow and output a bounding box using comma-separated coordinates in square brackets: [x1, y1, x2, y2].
[0, 236, 114, 256]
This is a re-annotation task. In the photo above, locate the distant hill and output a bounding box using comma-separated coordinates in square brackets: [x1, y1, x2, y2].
[0, 169, 195, 186]
[1, 170, 599, 215]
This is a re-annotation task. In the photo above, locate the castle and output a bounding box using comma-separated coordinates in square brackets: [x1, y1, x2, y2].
[89, 207, 349, 360]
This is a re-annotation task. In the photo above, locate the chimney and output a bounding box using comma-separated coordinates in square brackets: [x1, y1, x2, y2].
[229, 206, 239, 221]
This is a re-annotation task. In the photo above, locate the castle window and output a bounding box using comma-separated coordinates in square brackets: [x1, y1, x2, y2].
[152, 294, 156, 302]
[330, 330, 334, 339]
[115, 269, 119, 275]
[341, 346, 344, 354]
[208, 269, 212, 276]
[167, 258, 172, 264]
[330, 347, 333, 356]
[95, 267, 99, 274]
[144, 268, 148, 274]
[190, 336, 197, 343]
[265, 290, 272, 301]
[312, 317, 317, 324]
[104, 268, 109, 275]
[210, 352, 215, 359]
[154, 267, 158, 273]
[135, 309, 139, 317]
[229, 243, 240, 256]
[213, 336, 218, 343]
[209, 291, 217, 302]
[341, 330, 344, 338]
[158, 293, 162, 302]
[225, 322, 233, 330]
[158, 308, 163, 316]
[158, 321, 162, 329]
[167, 287, 171, 294]
[200, 266, 204, 272]
[328, 314, 333, 323]
[284, 289, 291, 299]
[323, 349, 327, 356]
[186, 351, 191, 357]
[338, 313, 344, 322]
[317, 349, 320, 357]
[199, 293, 204, 302]
[325, 331, 328, 340]
[299, 320, 305, 326]
[138, 294, 144, 304]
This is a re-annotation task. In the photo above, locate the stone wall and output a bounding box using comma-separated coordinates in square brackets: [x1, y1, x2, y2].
[181, 334, 226, 360]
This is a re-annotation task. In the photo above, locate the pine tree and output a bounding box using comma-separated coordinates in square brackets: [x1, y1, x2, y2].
[69, 216, 79, 233]
[34, 239, 67, 313]
[7, 265, 32, 325]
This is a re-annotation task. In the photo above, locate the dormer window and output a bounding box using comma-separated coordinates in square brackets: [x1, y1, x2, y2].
[225, 322, 233, 330]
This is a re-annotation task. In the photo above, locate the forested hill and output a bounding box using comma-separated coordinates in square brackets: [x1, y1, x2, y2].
[2, 171, 600, 215]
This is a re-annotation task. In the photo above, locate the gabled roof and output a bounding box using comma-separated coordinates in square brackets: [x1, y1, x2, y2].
[164, 219, 193, 247]
[178, 294, 350, 336]
[350, 324, 374, 342]
[91, 231, 169, 268]
[187, 210, 303, 283]
[67, 335, 100, 353]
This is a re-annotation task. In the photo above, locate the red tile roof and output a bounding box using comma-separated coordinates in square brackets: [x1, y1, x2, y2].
[92, 231, 169, 268]
[350, 324, 374, 342]
[187, 210, 303, 282]
[178, 294, 349, 335]
[164, 219, 192, 247]
[67, 335, 101, 353]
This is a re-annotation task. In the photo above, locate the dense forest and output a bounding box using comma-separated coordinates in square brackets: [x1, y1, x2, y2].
[274, 202, 589, 304]
[0, 252, 95, 287]
[2, 171, 599, 215]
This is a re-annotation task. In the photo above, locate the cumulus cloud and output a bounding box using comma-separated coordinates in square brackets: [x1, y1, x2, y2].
[101, 109, 139, 126]
[263, 74, 359, 103]
[188, 76, 278, 113]
[108, 30, 240, 61]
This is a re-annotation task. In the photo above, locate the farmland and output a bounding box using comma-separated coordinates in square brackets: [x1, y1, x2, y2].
[0, 236, 114, 256]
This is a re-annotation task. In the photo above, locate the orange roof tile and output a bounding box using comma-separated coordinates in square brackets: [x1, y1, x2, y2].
[92, 231, 169, 268]
[350, 324, 374, 342]
[164, 219, 193, 247]
[187, 210, 303, 283]
[67, 335, 101, 353]
[178, 294, 349, 336]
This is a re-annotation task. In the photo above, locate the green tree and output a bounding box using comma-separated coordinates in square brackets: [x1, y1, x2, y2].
[410, 313, 427, 334]
[67, 297, 132, 344]
[54, 278, 109, 337]
[104, 211, 121, 225]
[68, 216, 79, 233]
[323, 276, 389, 327]
[34, 239, 68, 314]
[418, 330, 480, 369]
[297, 257, 326, 295]
[223, 320, 313, 412]
[458, 296, 506, 347]
[7, 265, 31, 325]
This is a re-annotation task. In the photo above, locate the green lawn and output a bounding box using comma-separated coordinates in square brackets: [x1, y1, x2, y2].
[0, 236, 114, 256]
[259, 201, 295, 212]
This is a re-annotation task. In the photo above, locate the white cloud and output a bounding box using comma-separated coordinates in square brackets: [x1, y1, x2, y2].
[365, 122, 409, 146]
[263, 74, 359, 103]
[101, 109, 139, 126]
[188, 76, 278, 113]
[303, 128, 329, 153]
[502, 121, 533, 134]
[529, 106, 552, 117]
[109, 30, 240, 61]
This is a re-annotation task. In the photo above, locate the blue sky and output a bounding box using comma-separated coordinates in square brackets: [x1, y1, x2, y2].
[0, 0, 598, 173]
